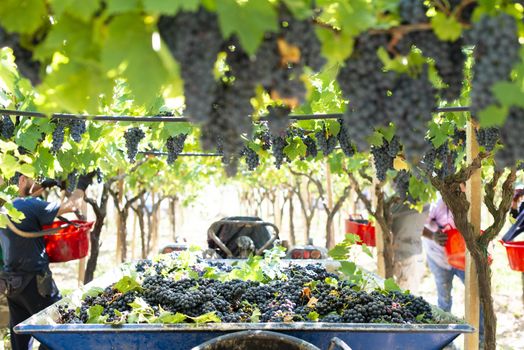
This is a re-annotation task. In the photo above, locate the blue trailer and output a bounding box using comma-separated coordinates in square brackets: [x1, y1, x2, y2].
[15, 308, 473, 350]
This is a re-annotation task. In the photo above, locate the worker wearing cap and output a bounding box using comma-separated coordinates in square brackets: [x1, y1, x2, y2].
[0, 173, 94, 350]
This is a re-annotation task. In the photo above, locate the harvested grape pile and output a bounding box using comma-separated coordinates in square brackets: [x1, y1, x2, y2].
[57, 254, 436, 325]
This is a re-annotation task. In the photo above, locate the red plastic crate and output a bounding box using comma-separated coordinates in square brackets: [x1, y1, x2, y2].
[43, 220, 94, 263]
[443, 227, 491, 270]
[501, 240, 524, 272]
[345, 218, 376, 247]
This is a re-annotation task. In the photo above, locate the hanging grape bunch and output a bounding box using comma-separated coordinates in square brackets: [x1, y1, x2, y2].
[69, 120, 87, 143]
[255, 128, 272, 151]
[396, 0, 465, 101]
[495, 107, 524, 169]
[0, 26, 41, 85]
[66, 171, 78, 193]
[51, 120, 68, 153]
[476, 127, 500, 152]
[370, 138, 398, 182]
[166, 134, 187, 165]
[240, 146, 260, 171]
[337, 119, 355, 157]
[157, 8, 223, 123]
[123, 127, 146, 163]
[271, 135, 288, 169]
[315, 124, 337, 156]
[0, 115, 15, 139]
[302, 134, 318, 158]
[386, 66, 435, 162]
[467, 14, 520, 116]
[394, 170, 411, 202]
[337, 34, 396, 151]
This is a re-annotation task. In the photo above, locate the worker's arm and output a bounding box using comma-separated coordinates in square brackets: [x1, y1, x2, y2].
[56, 171, 96, 216]
[57, 189, 86, 216]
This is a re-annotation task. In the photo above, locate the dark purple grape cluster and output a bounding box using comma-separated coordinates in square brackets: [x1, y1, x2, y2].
[467, 14, 520, 116]
[371, 137, 400, 182]
[240, 146, 260, 171]
[51, 120, 68, 153]
[337, 119, 355, 157]
[271, 135, 288, 169]
[315, 125, 337, 156]
[495, 107, 524, 169]
[0, 26, 41, 85]
[123, 127, 146, 163]
[57, 262, 435, 325]
[166, 134, 187, 165]
[475, 127, 499, 152]
[66, 170, 78, 193]
[69, 120, 87, 143]
[385, 67, 435, 162]
[0, 115, 15, 139]
[337, 34, 396, 150]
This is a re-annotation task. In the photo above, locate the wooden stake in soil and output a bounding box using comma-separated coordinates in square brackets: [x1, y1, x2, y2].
[465, 121, 481, 350]
[373, 179, 386, 278]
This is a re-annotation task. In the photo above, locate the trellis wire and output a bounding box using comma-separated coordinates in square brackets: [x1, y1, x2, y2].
[0, 106, 470, 123]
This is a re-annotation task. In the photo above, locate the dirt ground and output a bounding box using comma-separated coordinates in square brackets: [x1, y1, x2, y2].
[1, 184, 523, 349]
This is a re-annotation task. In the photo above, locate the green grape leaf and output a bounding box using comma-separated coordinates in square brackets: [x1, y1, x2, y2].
[0, 0, 47, 34]
[154, 312, 187, 324]
[328, 244, 348, 260]
[284, 136, 307, 160]
[142, 0, 200, 14]
[307, 311, 320, 321]
[430, 12, 462, 41]
[114, 275, 142, 294]
[189, 312, 221, 324]
[315, 28, 354, 65]
[37, 59, 114, 113]
[34, 15, 97, 60]
[339, 261, 357, 277]
[384, 278, 401, 292]
[281, 0, 313, 19]
[49, 0, 101, 22]
[337, 0, 376, 36]
[101, 14, 169, 106]
[87, 305, 107, 324]
[361, 243, 373, 258]
[105, 0, 141, 14]
[82, 287, 104, 299]
[478, 105, 509, 127]
[325, 277, 339, 288]
[215, 0, 279, 55]
[250, 308, 261, 323]
[492, 81, 524, 109]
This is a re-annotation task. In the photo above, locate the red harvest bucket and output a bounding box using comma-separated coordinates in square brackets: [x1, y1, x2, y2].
[443, 227, 491, 270]
[43, 220, 94, 263]
[345, 218, 376, 247]
[500, 240, 524, 272]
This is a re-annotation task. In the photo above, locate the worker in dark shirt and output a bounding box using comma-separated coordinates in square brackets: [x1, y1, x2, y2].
[0, 172, 94, 350]
[510, 188, 524, 219]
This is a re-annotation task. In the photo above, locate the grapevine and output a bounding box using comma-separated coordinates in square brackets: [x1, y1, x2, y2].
[69, 120, 87, 143]
[337, 119, 355, 157]
[271, 135, 288, 169]
[51, 120, 68, 153]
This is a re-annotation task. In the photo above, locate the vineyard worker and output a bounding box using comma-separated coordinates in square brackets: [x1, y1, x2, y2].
[421, 188, 484, 343]
[0, 172, 94, 350]
[510, 188, 524, 218]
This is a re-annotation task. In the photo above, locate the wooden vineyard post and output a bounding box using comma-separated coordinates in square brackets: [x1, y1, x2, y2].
[465, 120, 481, 349]
[372, 180, 386, 278]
